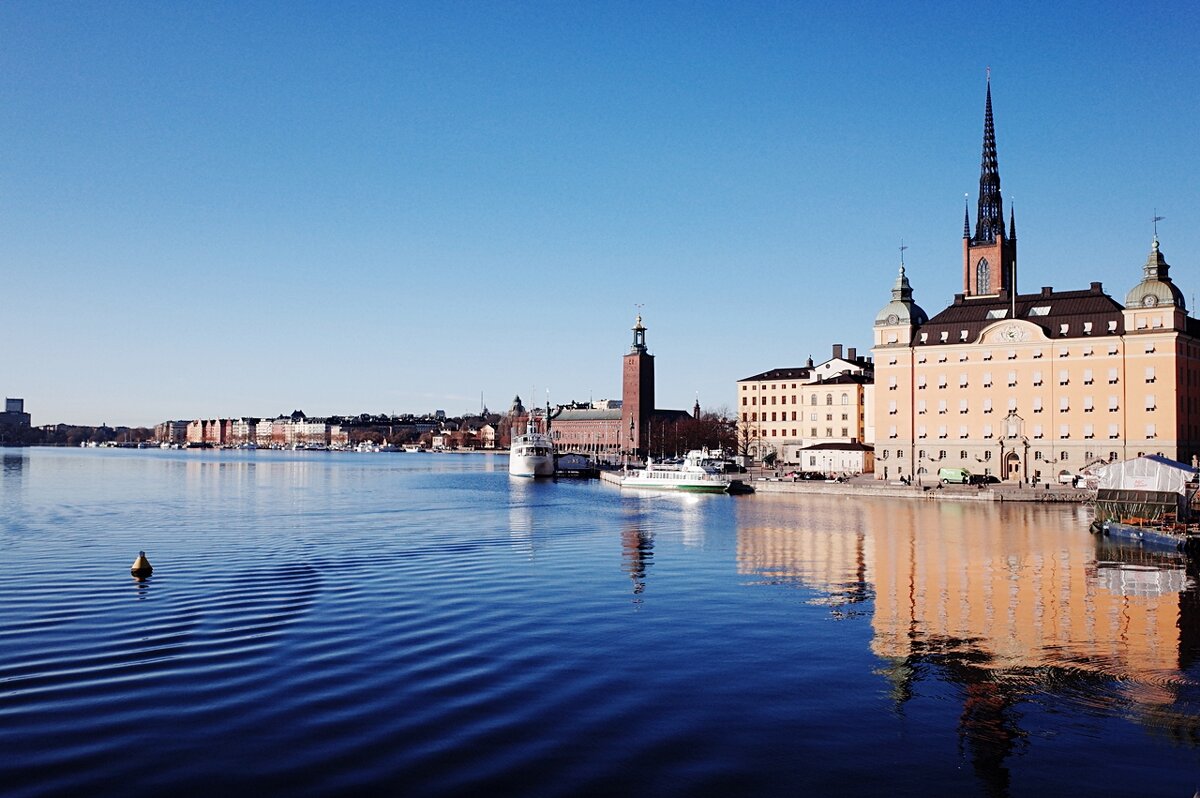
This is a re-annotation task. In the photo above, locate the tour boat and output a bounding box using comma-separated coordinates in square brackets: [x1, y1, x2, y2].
[619, 449, 753, 494]
[509, 413, 555, 478]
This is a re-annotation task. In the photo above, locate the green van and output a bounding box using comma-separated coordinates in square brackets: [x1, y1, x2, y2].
[937, 467, 971, 484]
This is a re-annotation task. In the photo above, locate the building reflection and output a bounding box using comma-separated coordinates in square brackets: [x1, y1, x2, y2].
[735, 495, 1200, 795]
[621, 524, 654, 603]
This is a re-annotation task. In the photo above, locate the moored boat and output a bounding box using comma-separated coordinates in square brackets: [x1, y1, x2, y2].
[619, 449, 754, 494]
[509, 407, 555, 478]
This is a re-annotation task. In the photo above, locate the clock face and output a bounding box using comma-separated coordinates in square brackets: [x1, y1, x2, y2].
[1000, 324, 1022, 342]
[887, 313, 899, 325]
[1143, 295, 1158, 307]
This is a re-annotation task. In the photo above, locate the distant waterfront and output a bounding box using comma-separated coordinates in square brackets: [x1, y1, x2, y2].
[1, 448, 1197, 796]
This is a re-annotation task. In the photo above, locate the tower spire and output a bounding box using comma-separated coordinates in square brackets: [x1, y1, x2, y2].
[973, 78, 1006, 243]
[963, 195, 971, 238]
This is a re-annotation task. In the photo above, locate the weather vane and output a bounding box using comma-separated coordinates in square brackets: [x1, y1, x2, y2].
[899, 239, 908, 266]
[1153, 209, 1165, 239]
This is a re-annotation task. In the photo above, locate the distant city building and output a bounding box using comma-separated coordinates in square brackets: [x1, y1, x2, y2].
[0, 397, 31, 428]
[872, 79, 1200, 483]
[154, 420, 189, 444]
[736, 344, 874, 470]
[551, 316, 692, 459]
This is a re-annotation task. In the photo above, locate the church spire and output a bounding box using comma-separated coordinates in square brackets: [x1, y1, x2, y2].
[1009, 203, 1016, 240]
[963, 196, 971, 238]
[973, 77, 1006, 244]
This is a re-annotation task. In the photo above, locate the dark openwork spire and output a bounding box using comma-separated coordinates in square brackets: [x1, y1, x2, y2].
[973, 79, 1006, 244]
[963, 197, 971, 238]
[1009, 204, 1016, 240]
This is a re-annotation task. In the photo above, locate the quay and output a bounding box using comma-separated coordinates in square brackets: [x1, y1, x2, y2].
[599, 468, 1091, 503]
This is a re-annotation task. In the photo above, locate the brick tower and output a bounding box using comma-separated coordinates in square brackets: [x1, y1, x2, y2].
[962, 76, 1017, 298]
[621, 314, 655, 457]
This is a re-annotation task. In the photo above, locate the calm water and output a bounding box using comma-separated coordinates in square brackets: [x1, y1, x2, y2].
[2, 448, 1200, 796]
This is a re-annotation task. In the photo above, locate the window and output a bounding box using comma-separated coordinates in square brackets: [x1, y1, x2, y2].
[982, 350, 992, 361]
[1084, 424, 1094, 439]
[1007, 397, 1017, 411]
[1060, 397, 1069, 412]
[959, 427, 969, 439]
[1059, 369, 1069, 386]
[983, 398, 993, 414]
[1083, 322, 1093, 334]
[1108, 368, 1118, 384]
[1007, 349, 1017, 360]
[1060, 323, 1069, 335]
[938, 375, 947, 388]
[888, 357, 897, 365]
[1083, 396, 1094, 412]
[1083, 368, 1093, 385]
[1147, 423, 1157, 439]
[918, 425, 927, 439]
[917, 376, 927, 389]
[811, 394, 818, 405]
[984, 451, 992, 461]
[1033, 349, 1043, 359]
[1083, 345, 1093, 357]
[959, 374, 968, 387]
[937, 400, 947, 414]
[1145, 395, 1156, 411]
[1035, 451, 1043, 461]
[960, 330, 968, 341]
[1032, 370, 1042, 386]
[842, 427, 849, 437]
[742, 397, 747, 406]
[1145, 366, 1156, 383]
[1032, 397, 1043, 413]
[917, 400, 927, 415]
[1029, 306, 1050, 317]
[1109, 424, 1119, 439]
[1062, 452, 1069, 462]
[742, 413, 748, 422]
[1033, 424, 1043, 439]
[889, 426, 897, 439]
[841, 394, 849, 405]
[1108, 344, 1118, 355]
[940, 331, 949, 342]
[983, 371, 993, 387]
[826, 394, 833, 406]
[1145, 343, 1155, 354]
[920, 333, 928, 342]
[918, 354, 927, 364]
[976, 258, 991, 293]
[888, 400, 897, 415]
[959, 399, 969, 414]
[1060, 424, 1070, 439]
[1007, 371, 1017, 387]
[1108, 396, 1119, 412]
[1108, 320, 1118, 332]
[960, 450, 968, 459]
[1059, 348, 1069, 358]
[983, 424, 993, 439]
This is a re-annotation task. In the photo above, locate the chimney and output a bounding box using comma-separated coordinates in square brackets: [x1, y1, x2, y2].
[832, 343, 843, 360]
[847, 347, 857, 362]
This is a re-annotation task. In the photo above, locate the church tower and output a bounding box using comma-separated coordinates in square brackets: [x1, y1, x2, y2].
[962, 77, 1017, 298]
[621, 314, 655, 457]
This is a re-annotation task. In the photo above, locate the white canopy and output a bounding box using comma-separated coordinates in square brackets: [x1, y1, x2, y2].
[1093, 455, 1197, 495]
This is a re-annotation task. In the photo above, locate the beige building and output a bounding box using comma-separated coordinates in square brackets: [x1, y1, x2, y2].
[736, 344, 874, 469]
[871, 81, 1200, 483]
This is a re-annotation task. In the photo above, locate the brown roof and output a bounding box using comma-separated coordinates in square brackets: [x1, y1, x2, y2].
[916, 282, 1125, 345]
[739, 367, 811, 382]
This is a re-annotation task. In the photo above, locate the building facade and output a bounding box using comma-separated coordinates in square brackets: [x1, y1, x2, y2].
[736, 344, 874, 467]
[871, 80, 1200, 483]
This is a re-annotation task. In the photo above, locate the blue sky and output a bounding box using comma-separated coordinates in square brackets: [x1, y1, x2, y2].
[3, 1, 1198, 426]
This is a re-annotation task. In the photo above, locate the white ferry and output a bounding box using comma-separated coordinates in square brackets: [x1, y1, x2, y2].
[509, 413, 555, 478]
[620, 449, 753, 494]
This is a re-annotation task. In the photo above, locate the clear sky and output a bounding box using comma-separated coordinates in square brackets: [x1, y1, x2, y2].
[3, 1, 1198, 427]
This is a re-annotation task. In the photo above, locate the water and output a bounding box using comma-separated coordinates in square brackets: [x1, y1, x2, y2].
[2, 448, 1200, 796]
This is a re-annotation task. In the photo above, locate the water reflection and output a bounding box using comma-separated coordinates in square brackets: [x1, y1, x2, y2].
[622, 525, 654, 602]
[3, 453, 26, 475]
[735, 495, 1200, 796]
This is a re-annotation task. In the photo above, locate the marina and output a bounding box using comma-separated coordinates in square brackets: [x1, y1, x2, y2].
[3, 448, 1200, 796]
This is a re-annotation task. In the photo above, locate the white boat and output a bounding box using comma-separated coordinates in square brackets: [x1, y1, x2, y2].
[509, 414, 555, 478]
[619, 449, 753, 494]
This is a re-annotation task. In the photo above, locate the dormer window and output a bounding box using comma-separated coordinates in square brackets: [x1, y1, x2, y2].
[986, 308, 1007, 320]
[1029, 306, 1051, 317]
[1060, 323, 1069, 335]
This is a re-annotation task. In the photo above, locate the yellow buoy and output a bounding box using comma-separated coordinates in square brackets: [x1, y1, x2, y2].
[131, 551, 153, 578]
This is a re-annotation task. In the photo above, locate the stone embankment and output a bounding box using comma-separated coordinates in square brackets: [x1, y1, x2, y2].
[750, 477, 1092, 503]
[598, 469, 1091, 503]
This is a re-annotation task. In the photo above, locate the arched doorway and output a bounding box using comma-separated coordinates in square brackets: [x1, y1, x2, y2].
[1005, 451, 1021, 481]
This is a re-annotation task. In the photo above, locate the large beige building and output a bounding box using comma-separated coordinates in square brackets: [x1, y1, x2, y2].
[872, 81, 1200, 482]
[736, 344, 874, 468]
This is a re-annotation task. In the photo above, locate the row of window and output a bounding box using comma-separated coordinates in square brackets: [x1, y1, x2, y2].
[887, 395, 1158, 414]
[743, 412, 851, 423]
[885, 341, 1162, 363]
[748, 428, 851, 438]
[884, 423, 1156, 440]
[742, 393, 853, 406]
[887, 367, 1156, 389]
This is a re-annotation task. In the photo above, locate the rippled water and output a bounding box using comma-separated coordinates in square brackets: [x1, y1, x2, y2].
[3, 448, 1200, 796]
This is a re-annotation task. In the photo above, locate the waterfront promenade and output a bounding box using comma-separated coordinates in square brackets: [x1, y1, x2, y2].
[601, 467, 1093, 503]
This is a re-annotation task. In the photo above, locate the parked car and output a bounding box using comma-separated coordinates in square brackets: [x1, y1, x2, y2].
[938, 467, 972, 484]
[968, 474, 1000, 485]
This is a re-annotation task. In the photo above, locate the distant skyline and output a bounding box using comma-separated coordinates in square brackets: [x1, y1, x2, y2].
[4, 2, 1199, 427]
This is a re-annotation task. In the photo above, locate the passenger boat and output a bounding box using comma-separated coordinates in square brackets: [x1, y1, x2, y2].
[619, 449, 754, 494]
[509, 411, 555, 478]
